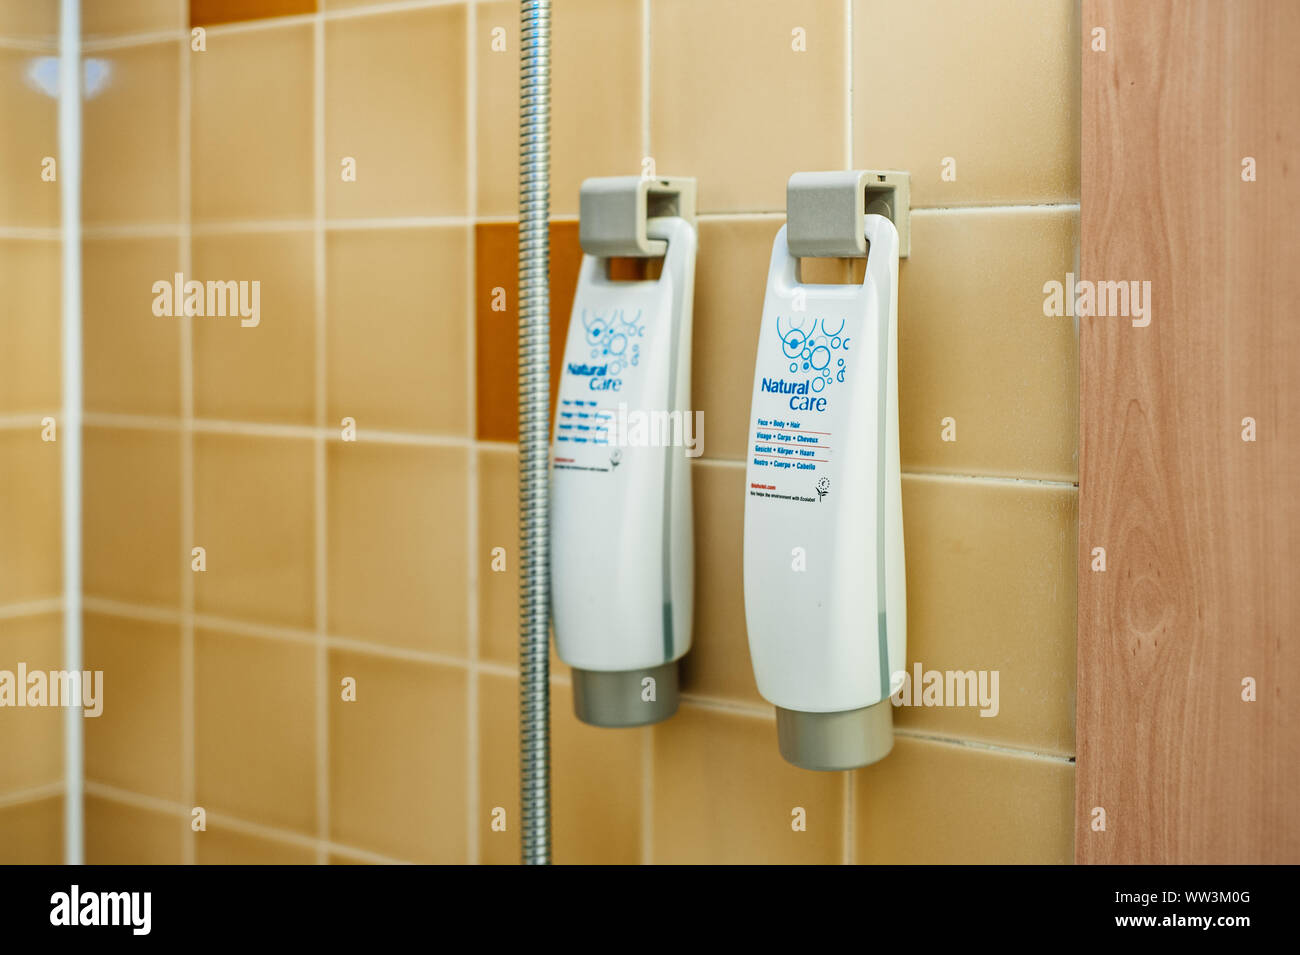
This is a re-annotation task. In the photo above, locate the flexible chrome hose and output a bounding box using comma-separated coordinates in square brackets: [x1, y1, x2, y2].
[518, 0, 552, 866]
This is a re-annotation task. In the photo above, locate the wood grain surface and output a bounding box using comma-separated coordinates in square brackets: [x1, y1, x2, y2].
[1078, 0, 1300, 863]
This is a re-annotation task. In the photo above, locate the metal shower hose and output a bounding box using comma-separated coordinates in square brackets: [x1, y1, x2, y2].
[518, 0, 552, 865]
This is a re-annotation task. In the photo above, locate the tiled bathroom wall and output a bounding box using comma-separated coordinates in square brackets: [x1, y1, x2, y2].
[0, 0, 65, 863]
[0, 0, 1079, 864]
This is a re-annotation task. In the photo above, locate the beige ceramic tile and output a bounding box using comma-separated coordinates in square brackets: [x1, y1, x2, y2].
[0, 614, 62, 793]
[652, 704, 844, 863]
[195, 825, 316, 864]
[83, 612, 183, 800]
[0, 432, 60, 605]
[0, 1, 58, 39]
[83, 236, 183, 416]
[193, 433, 315, 628]
[324, 6, 466, 218]
[855, 736, 1074, 863]
[192, 230, 315, 424]
[85, 796, 184, 864]
[192, 23, 313, 221]
[83, 0, 183, 38]
[328, 650, 467, 862]
[475, 447, 567, 673]
[327, 442, 467, 654]
[899, 209, 1079, 480]
[82, 40, 180, 225]
[83, 427, 181, 608]
[0, 240, 60, 413]
[0, 797, 61, 864]
[898, 475, 1076, 755]
[650, 0, 846, 213]
[476, 0, 642, 217]
[195, 628, 316, 832]
[853, 0, 1080, 207]
[325, 227, 469, 435]
[680, 460, 760, 703]
[691, 216, 780, 460]
[0, 48, 59, 226]
[476, 446, 516, 664]
[479, 673, 642, 864]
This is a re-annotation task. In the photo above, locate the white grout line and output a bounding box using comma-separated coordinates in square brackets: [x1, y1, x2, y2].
[0, 227, 61, 240]
[82, 780, 410, 865]
[0, 596, 65, 620]
[892, 727, 1076, 764]
[312, 11, 331, 870]
[911, 202, 1081, 216]
[0, 781, 65, 810]
[0, 35, 57, 52]
[177, 23, 197, 868]
[0, 413, 58, 430]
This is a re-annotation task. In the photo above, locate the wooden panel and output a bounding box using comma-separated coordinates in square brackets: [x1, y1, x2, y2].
[1078, 0, 1300, 862]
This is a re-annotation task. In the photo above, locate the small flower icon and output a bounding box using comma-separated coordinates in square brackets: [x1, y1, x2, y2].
[816, 476, 830, 500]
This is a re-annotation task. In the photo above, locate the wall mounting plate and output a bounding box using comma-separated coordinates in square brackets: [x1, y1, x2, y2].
[578, 176, 698, 258]
[786, 169, 910, 259]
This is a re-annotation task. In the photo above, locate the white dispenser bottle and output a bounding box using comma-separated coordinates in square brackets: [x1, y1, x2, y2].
[551, 177, 697, 727]
[743, 172, 907, 770]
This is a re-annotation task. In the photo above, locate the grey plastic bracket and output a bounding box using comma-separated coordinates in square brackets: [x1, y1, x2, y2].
[786, 169, 910, 259]
[578, 176, 697, 258]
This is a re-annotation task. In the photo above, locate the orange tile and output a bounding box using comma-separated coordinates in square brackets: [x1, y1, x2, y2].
[474, 220, 580, 442]
[83, 612, 184, 800]
[191, 0, 315, 28]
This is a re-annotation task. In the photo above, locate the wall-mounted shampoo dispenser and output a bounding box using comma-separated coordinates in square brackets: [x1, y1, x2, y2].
[551, 176, 698, 728]
[743, 171, 908, 771]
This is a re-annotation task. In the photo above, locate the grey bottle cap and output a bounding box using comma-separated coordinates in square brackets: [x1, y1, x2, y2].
[571, 661, 679, 728]
[775, 698, 894, 771]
